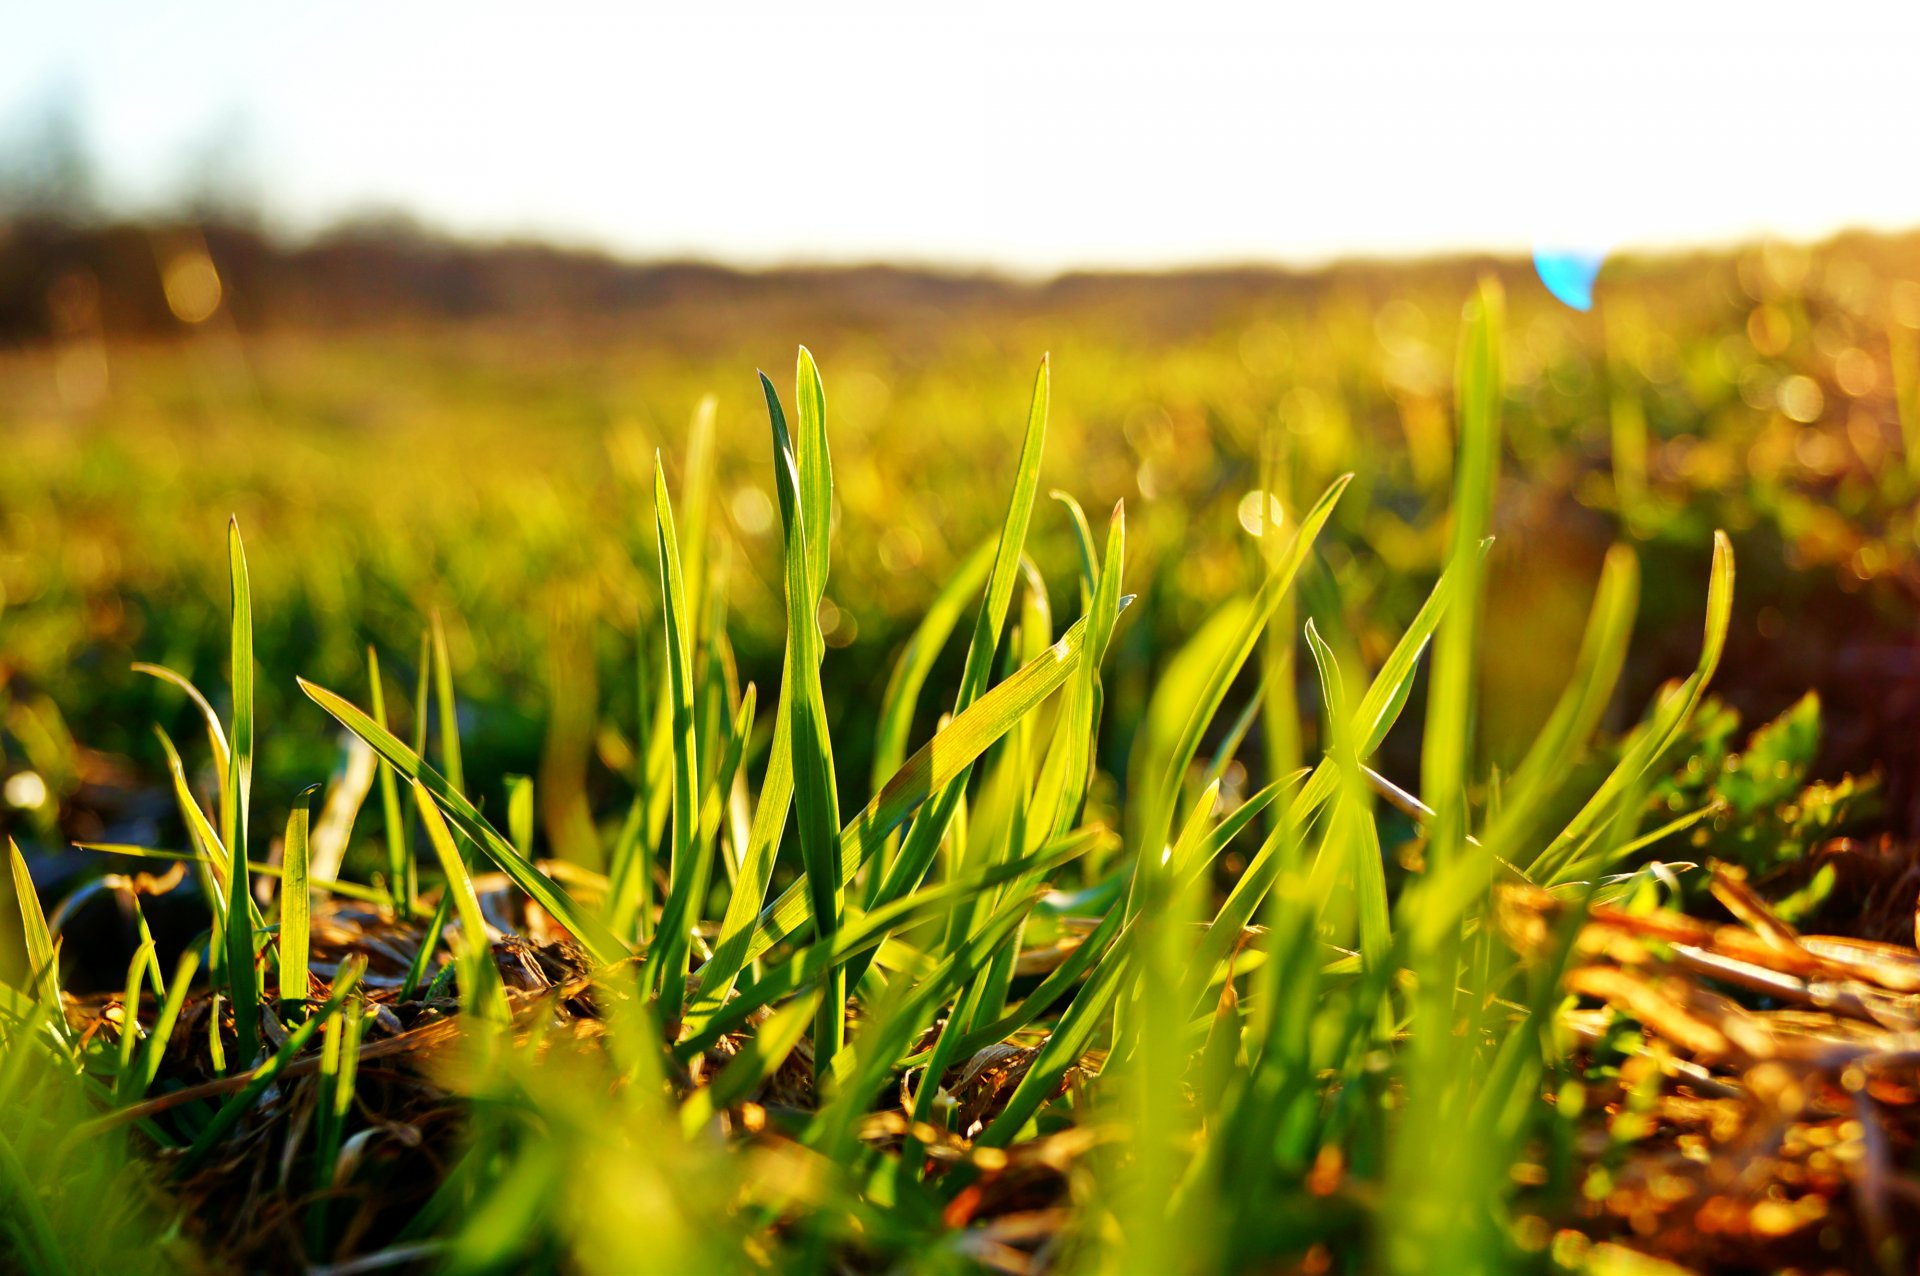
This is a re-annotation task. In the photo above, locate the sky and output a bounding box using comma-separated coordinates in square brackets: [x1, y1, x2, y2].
[7, 0, 1920, 273]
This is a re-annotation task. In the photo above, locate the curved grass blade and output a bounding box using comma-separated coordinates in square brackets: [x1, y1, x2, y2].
[297, 678, 629, 966]
[130, 662, 230, 813]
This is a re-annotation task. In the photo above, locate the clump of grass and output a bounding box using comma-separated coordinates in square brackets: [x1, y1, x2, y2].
[14, 284, 1896, 1276]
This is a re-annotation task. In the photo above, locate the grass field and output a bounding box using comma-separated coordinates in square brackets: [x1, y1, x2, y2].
[3, 228, 1920, 1273]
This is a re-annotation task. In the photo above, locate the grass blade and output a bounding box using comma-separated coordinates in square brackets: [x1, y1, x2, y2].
[278, 783, 321, 1007]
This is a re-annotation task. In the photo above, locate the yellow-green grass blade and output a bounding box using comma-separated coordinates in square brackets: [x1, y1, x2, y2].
[175, 955, 366, 1176]
[367, 646, 413, 912]
[225, 519, 260, 1057]
[297, 677, 629, 966]
[1528, 530, 1734, 883]
[412, 779, 508, 1024]
[1306, 620, 1389, 970]
[678, 988, 821, 1139]
[111, 940, 155, 1103]
[869, 541, 994, 793]
[132, 948, 199, 1100]
[129, 662, 230, 816]
[430, 611, 464, 795]
[762, 371, 846, 1072]
[277, 783, 321, 1007]
[1413, 545, 1640, 939]
[686, 601, 1126, 1011]
[1417, 280, 1503, 873]
[1049, 489, 1100, 604]
[795, 347, 833, 609]
[647, 459, 705, 1000]
[859, 358, 1053, 925]
[1136, 472, 1352, 866]
[5, 838, 58, 1007]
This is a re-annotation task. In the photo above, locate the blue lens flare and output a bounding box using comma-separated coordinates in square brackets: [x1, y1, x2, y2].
[1532, 247, 1608, 311]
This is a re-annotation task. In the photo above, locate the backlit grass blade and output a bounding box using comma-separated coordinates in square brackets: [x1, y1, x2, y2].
[1306, 620, 1389, 969]
[859, 357, 1053, 922]
[1528, 530, 1733, 883]
[869, 541, 994, 794]
[678, 988, 821, 1139]
[297, 677, 629, 966]
[112, 940, 154, 1103]
[1137, 472, 1352, 864]
[177, 956, 366, 1176]
[278, 783, 321, 1007]
[762, 370, 846, 1073]
[647, 459, 705, 1000]
[367, 646, 413, 912]
[132, 948, 199, 1099]
[129, 662, 230, 816]
[5, 838, 57, 1005]
[795, 347, 833, 610]
[225, 519, 259, 1057]
[687, 602, 1125, 1006]
[430, 611, 464, 795]
[412, 779, 508, 1023]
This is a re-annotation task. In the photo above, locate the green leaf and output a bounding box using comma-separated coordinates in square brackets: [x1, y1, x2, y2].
[368, 646, 413, 913]
[762, 370, 846, 1073]
[297, 677, 630, 967]
[225, 518, 259, 1056]
[412, 779, 508, 1023]
[130, 662, 230, 817]
[4, 838, 57, 1005]
[678, 988, 822, 1139]
[648, 459, 706, 999]
[278, 783, 321, 1006]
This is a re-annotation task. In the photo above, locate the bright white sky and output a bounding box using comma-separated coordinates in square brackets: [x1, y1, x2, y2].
[8, 0, 1920, 272]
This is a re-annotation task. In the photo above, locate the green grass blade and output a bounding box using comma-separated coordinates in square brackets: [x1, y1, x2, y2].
[368, 646, 413, 912]
[225, 518, 259, 1057]
[133, 948, 199, 1098]
[762, 370, 846, 1073]
[129, 662, 230, 808]
[297, 677, 629, 966]
[647, 458, 705, 1000]
[278, 783, 321, 1007]
[412, 779, 507, 1023]
[678, 988, 822, 1139]
[176, 956, 366, 1176]
[430, 611, 464, 795]
[5, 838, 58, 1006]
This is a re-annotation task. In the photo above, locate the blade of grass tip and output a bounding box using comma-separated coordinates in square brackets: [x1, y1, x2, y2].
[177, 955, 366, 1176]
[130, 663, 230, 808]
[112, 939, 155, 1102]
[647, 457, 705, 1004]
[297, 676, 629, 966]
[1139, 472, 1352, 868]
[412, 779, 508, 1024]
[678, 987, 822, 1139]
[1050, 489, 1100, 606]
[278, 783, 321, 1009]
[5, 838, 57, 1005]
[856, 355, 1053, 943]
[226, 518, 260, 1058]
[1529, 530, 1733, 883]
[134, 948, 200, 1098]
[368, 646, 413, 913]
[1305, 621, 1390, 970]
[763, 369, 846, 1073]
